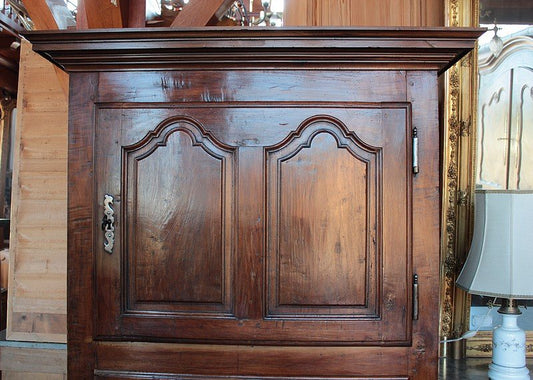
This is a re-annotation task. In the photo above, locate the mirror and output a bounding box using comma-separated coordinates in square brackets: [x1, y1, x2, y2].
[471, 1, 533, 334]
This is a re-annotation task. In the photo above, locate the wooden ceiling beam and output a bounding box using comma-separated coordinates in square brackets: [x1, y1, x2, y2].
[83, 0, 124, 28]
[76, 0, 89, 29]
[79, 0, 145, 28]
[21, 0, 59, 29]
[126, 0, 146, 27]
[170, 0, 234, 27]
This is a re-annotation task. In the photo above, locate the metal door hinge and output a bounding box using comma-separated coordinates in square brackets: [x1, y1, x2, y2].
[413, 274, 419, 320]
[412, 128, 419, 175]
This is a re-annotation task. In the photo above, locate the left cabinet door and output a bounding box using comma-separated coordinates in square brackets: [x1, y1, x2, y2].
[94, 110, 239, 340]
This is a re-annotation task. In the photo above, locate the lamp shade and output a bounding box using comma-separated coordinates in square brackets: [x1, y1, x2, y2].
[456, 190, 533, 299]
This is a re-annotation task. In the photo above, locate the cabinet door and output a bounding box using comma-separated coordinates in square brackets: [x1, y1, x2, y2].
[94, 102, 413, 345]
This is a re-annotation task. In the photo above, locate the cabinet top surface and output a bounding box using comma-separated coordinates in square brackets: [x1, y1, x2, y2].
[26, 27, 484, 74]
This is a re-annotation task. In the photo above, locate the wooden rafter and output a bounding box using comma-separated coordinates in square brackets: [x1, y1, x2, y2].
[76, 0, 89, 29]
[21, 0, 58, 29]
[170, 0, 234, 27]
[82, 0, 124, 28]
[77, 0, 145, 28]
[126, 0, 147, 27]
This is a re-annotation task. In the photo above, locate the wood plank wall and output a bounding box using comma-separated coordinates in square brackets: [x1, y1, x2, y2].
[7, 40, 67, 343]
[284, 0, 443, 26]
[0, 345, 67, 379]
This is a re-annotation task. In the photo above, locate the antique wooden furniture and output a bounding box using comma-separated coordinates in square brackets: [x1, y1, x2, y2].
[27, 27, 481, 379]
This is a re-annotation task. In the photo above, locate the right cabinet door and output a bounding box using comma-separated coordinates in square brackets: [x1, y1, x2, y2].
[262, 109, 413, 344]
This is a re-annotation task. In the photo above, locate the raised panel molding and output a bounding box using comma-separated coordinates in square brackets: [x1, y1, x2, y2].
[265, 115, 381, 319]
[123, 116, 236, 316]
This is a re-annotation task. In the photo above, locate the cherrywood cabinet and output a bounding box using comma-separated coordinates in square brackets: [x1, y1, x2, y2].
[27, 27, 481, 379]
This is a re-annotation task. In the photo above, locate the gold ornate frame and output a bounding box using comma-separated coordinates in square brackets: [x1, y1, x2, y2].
[440, 0, 478, 354]
[440, 0, 533, 358]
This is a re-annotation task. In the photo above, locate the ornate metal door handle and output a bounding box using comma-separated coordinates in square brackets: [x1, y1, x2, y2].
[102, 194, 115, 254]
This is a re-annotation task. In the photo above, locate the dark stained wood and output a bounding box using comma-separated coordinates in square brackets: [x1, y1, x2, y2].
[235, 147, 263, 320]
[92, 101, 411, 345]
[123, 117, 235, 310]
[27, 27, 482, 74]
[67, 72, 98, 377]
[95, 342, 410, 377]
[0, 67, 17, 97]
[269, 120, 374, 308]
[25, 28, 482, 379]
[97, 70, 407, 104]
[406, 71, 441, 379]
[95, 375, 407, 380]
[265, 111, 408, 325]
[0, 30, 19, 81]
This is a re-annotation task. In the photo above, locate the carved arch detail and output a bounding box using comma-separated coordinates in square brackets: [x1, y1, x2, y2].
[122, 115, 236, 316]
[123, 115, 235, 160]
[264, 115, 382, 319]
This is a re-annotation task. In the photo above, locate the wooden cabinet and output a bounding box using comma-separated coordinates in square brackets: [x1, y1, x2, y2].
[27, 28, 481, 379]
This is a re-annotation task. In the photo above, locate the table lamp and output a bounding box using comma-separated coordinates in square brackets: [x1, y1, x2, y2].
[457, 190, 533, 380]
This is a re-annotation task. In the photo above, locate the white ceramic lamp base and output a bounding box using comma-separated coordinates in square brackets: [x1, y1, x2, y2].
[488, 313, 530, 380]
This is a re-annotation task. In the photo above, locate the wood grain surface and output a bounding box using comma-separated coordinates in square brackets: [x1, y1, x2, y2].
[24, 28, 482, 379]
